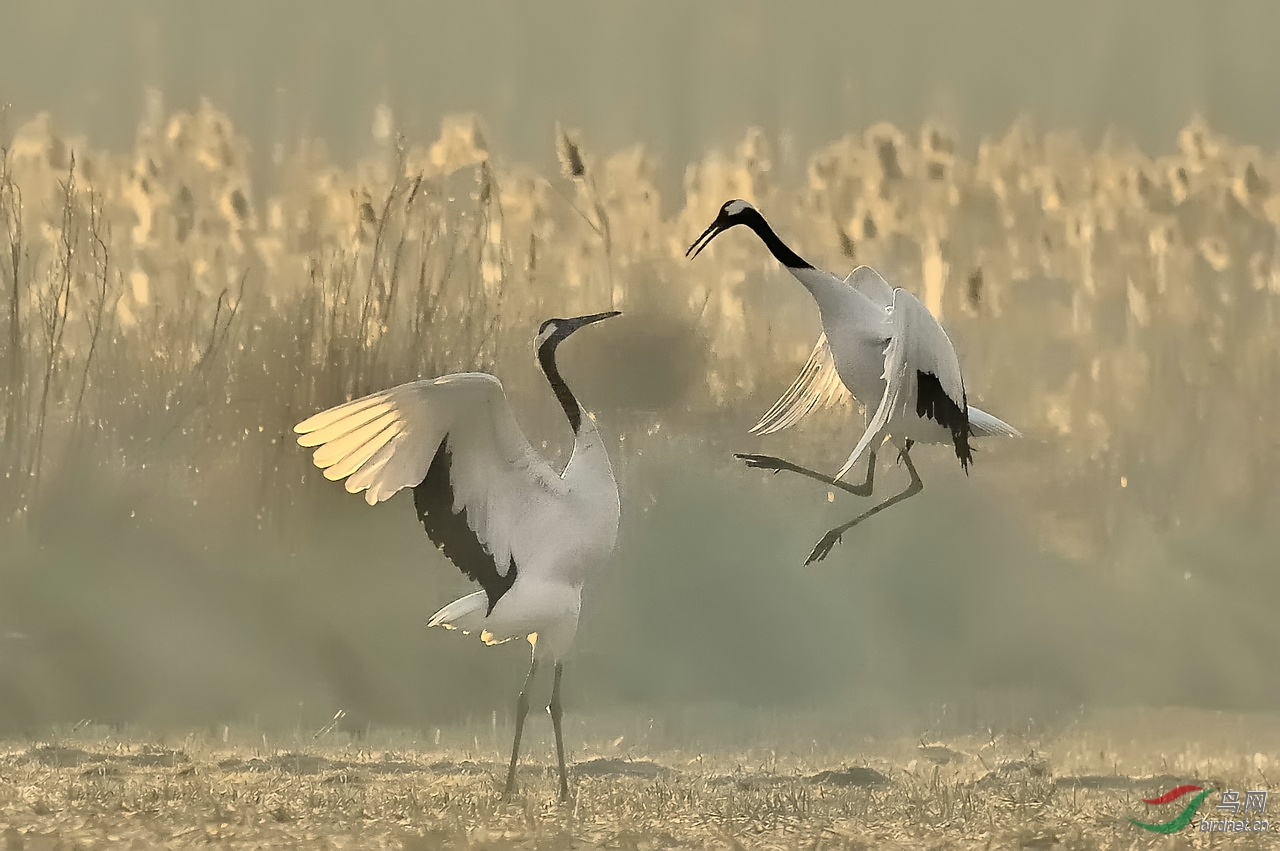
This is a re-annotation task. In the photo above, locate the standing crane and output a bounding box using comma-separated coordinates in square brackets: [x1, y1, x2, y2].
[293, 311, 622, 801]
[688, 200, 1018, 564]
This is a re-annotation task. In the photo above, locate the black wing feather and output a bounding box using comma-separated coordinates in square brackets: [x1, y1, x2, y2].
[413, 435, 517, 615]
[916, 370, 973, 470]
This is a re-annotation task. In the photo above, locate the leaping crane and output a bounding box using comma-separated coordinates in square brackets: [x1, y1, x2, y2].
[688, 200, 1018, 563]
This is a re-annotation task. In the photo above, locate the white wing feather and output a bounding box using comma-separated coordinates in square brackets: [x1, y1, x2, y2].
[844, 265, 895, 308]
[834, 288, 966, 480]
[751, 265, 899, 437]
[294, 373, 565, 573]
[750, 334, 852, 435]
[968, 405, 1020, 438]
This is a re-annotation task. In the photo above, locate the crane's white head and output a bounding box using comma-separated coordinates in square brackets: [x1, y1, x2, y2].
[686, 199, 763, 260]
[534, 310, 621, 352]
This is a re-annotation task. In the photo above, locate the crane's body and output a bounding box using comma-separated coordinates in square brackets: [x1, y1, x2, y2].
[791, 265, 952, 450]
[294, 311, 621, 801]
[688, 200, 1018, 562]
[423, 403, 619, 662]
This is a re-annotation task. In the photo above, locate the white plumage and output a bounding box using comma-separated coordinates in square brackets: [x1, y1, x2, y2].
[294, 311, 622, 800]
[750, 333, 848, 436]
[688, 200, 1019, 562]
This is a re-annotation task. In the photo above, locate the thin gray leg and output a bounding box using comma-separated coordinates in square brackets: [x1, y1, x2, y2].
[805, 448, 924, 564]
[896, 438, 915, 464]
[502, 656, 538, 800]
[736, 448, 877, 497]
[548, 662, 569, 801]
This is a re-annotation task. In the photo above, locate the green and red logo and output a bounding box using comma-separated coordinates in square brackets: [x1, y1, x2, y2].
[1128, 785, 1211, 833]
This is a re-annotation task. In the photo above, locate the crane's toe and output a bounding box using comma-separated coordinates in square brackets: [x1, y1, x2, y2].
[735, 453, 794, 474]
[806, 531, 843, 565]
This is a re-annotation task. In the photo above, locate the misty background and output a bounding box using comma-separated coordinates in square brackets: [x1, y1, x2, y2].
[1, 1, 1278, 741]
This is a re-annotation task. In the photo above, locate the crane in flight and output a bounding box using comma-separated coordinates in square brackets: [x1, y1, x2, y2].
[294, 310, 622, 801]
[688, 200, 1018, 564]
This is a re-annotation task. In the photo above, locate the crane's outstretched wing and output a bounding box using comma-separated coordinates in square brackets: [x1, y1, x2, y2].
[844, 265, 895, 308]
[835, 288, 971, 479]
[750, 334, 852, 435]
[294, 373, 565, 613]
[750, 267, 894, 436]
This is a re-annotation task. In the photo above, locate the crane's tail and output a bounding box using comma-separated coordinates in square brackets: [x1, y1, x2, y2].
[428, 591, 488, 631]
[968, 406, 1021, 438]
[427, 591, 518, 646]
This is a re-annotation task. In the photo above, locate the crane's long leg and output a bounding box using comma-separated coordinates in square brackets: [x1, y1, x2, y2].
[548, 662, 569, 801]
[805, 448, 923, 565]
[502, 656, 538, 800]
[736, 449, 877, 497]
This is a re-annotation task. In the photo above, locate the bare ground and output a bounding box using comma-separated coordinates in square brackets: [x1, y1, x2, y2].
[0, 707, 1276, 849]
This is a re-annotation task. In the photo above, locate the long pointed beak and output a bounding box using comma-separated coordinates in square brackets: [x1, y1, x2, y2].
[564, 310, 621, 333]
[686, 221, 724, 260]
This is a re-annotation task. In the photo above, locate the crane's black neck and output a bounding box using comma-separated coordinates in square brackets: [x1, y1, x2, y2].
[538, 342, 582, 433]
[744, 212, 814, 271]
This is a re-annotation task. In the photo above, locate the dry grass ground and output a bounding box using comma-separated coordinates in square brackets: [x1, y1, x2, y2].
[0, 707, 1275, 849]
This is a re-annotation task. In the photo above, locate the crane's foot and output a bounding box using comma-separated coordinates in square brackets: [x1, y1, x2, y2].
[805, 529, 844, 565]
[735, 453, 799, 475]
[736, 452, 875, 498]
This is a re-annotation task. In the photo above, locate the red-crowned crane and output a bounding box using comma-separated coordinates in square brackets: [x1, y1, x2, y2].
[689, 200, 1018, 563]
[294, 311, 622, 801]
